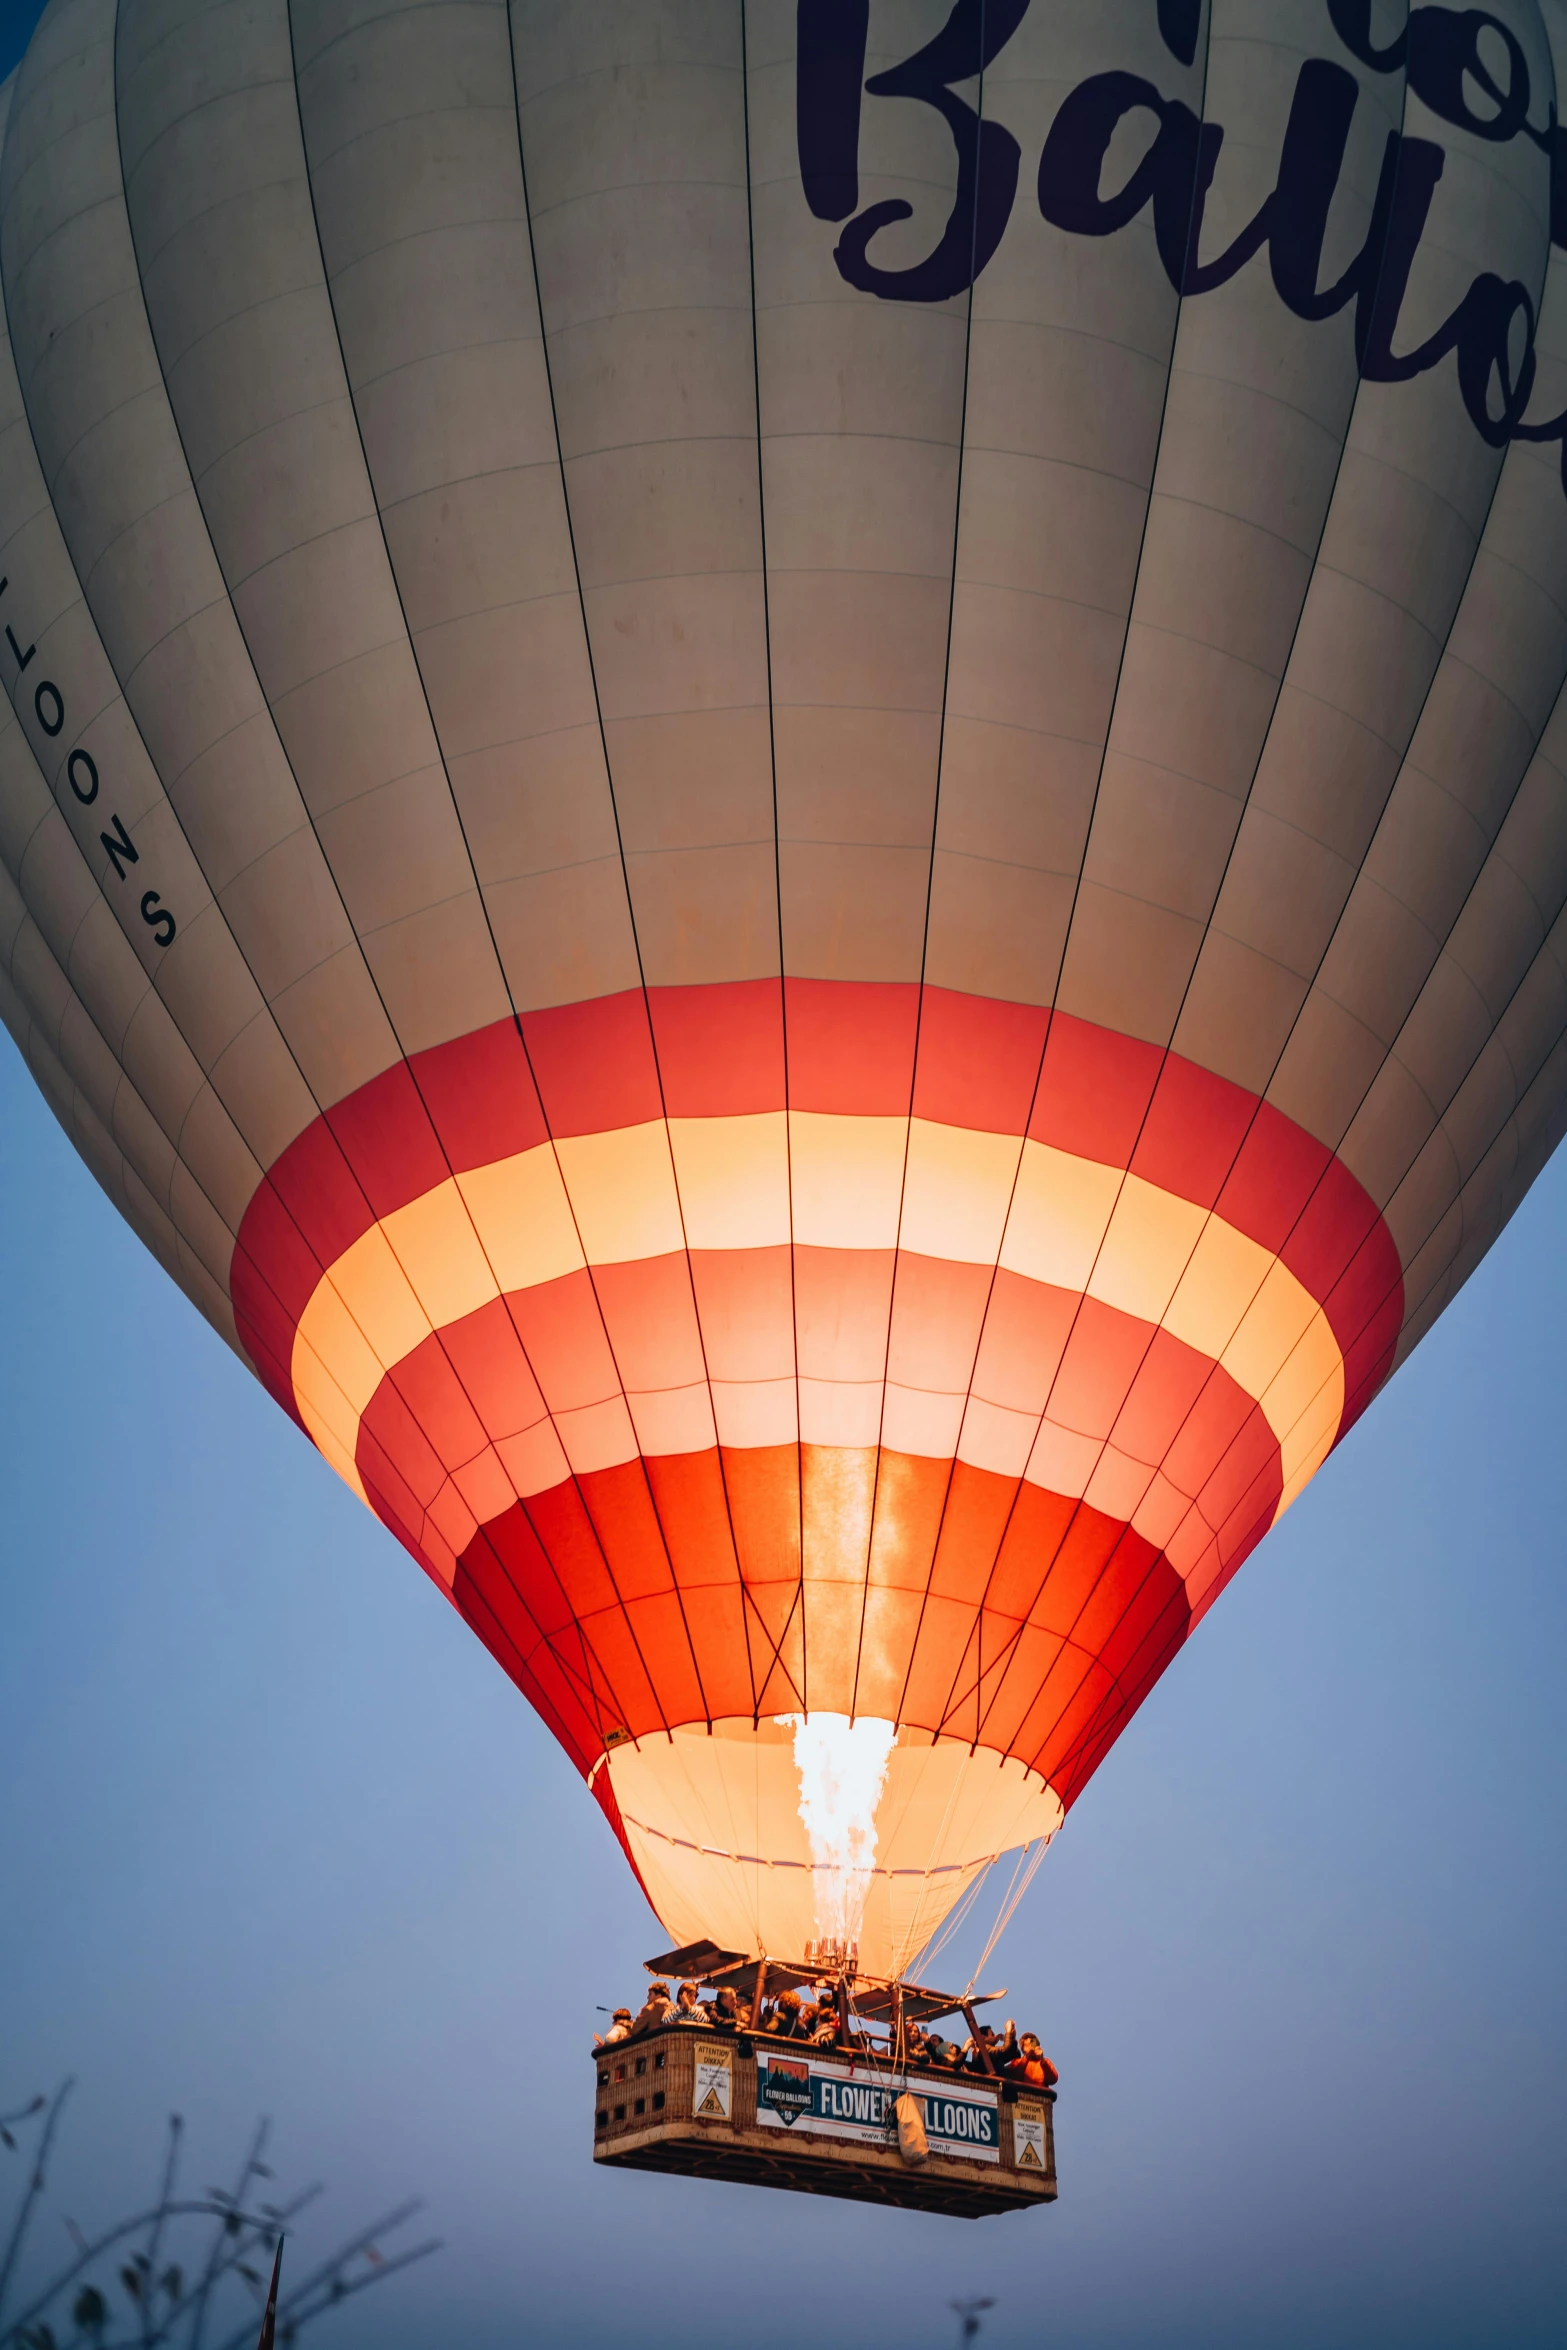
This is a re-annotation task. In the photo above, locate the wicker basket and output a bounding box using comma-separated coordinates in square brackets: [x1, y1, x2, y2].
[592, 2028, 1056, 2218]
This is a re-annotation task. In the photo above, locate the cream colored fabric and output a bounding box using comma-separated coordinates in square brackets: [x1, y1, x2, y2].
[605, 1718, 1064, 1979]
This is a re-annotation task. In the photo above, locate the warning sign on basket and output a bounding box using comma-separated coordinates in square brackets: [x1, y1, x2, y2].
[693, 2040, 733, 2121]
[1013, 2101, 1047, 2173]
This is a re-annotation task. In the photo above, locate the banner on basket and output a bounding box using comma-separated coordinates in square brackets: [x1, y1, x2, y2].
[755, 2056, 1000, 2163]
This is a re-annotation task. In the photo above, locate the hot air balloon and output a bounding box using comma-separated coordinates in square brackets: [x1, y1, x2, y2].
[3, 0, 1566, 2202]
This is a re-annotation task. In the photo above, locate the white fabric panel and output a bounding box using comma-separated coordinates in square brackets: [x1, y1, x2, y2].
[1393, 989, 1567, 1362]
[1347, 665, 1567, 1221]
[1265, 0, 1555, 1146]
[1284, 162, 1567, 1224]
[109, 0, 402, 1110]
[1188, 9, 1560, 1103]
[929, 0, 1208, 1006]
[0, 680, 268, 1317]
[1392, 888, 1567, 1258]
[514, 0, 778, 990]
[1139, 3, 1406, 1076]
[1305, 493, 1564, 1189]
[0, 857, 236, 1294]
[0, 685, 264, 1237]
[0, 13, 324, 1177]
[0, 954, 236, 1343]
[0, 695, 177, 1128]
[747, 0, 969, 982]
[115, 0, 511, 1058]
[291, 0, 641, 1012]
[1055, 2, 1396, 1044]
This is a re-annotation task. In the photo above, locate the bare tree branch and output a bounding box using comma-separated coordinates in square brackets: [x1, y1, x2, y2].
[0, 2081, 72, 2328]
[4, 2196, 301, 2342]
[140, 2116, 183, 2349]
[188, 2123, 270, 2350]
[210, 2234, 442, 2350]
[0, 2091, 433, 2350]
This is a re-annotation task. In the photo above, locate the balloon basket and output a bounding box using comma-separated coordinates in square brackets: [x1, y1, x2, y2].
[592, 1944, 1057, 2217]
[591, 2026, 1055, 2217]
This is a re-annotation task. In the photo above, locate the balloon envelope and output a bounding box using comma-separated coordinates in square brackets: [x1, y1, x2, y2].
[2, 0, 1565, 1974]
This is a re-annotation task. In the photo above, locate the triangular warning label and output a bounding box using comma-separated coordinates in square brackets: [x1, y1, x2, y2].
[696, 2087, 725, 2117]
[1017, 2141, 1042, 2170]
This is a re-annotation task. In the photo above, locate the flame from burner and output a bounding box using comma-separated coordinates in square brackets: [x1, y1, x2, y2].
[780, 1712, 898, 1956]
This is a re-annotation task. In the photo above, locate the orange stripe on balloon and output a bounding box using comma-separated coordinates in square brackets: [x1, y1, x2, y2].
[286, 1115, 1341, 1522]
[232, 984, 1403, 1423]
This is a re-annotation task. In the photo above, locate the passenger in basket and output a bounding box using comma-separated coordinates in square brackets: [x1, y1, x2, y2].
[967, 2025, 1002, 2075]
[669, 1979, 706, 2024]
[594, 2007, 634, 2047]
[992, 2018, 1021, 2072]
[1010, 2032, 1059, 2089]
[708, 1986, 743, 2030]
[810, 2000, 842, 2047]
[922, 2033, 953, 2072]
[767, 1989, 808, 2040]
[630, 1981, 674, 2036]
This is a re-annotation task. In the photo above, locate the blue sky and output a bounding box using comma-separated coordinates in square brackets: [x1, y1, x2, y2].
[4, 1012, 1565, 2350]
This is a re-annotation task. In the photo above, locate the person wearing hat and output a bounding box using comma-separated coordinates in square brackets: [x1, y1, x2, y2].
[630, 1981, 674, 2036]
[594, 2007, 634, 2047]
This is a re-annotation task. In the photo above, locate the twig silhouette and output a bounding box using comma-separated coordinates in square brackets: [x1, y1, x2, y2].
[0, 2083, 72, 2325]
[0, 2089, 437, 2350]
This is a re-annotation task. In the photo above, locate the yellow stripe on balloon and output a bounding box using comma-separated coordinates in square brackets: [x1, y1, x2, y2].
[289, 1114, 1344, 1539]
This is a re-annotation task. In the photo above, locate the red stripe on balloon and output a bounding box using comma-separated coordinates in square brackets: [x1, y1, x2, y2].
[231, 982, 1404, 1440]
[448, 1456, 1204, 1810]
[232, 982, 1409, 1372]
[357, 1272, 1282, 1789]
